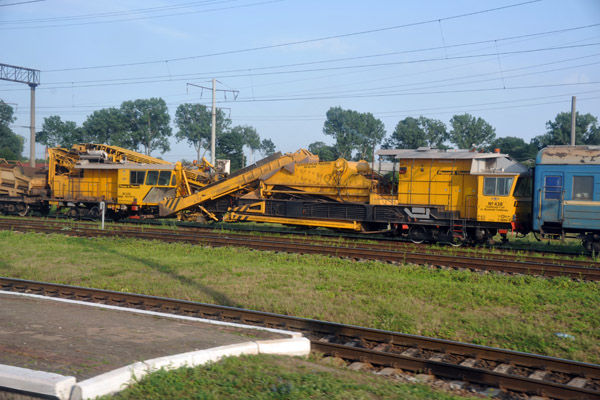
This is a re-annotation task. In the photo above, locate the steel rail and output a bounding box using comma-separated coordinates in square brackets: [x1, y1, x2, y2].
[1, 218, 599, 281]
[4, 215, 600, 267]
[2, 215, 598, 265]
[0, 278, 598, 400]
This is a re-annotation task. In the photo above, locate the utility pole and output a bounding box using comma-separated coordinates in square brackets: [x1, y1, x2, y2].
[187, 81, 239, 166]
[570, 96, 577, 146]
[0, 63, 40, 167]
[211, 78, 216, 166]
[29, 84, 36, 166]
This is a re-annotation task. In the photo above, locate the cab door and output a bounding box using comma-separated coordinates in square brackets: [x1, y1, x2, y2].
[539, 173, 563, 224]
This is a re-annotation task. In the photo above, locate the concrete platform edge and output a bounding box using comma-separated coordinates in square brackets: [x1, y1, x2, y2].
[72, 337, 310, 400]
[0, 291, 311, 400]
[0, 364, 76, 399]
[0, 291, 303, 339]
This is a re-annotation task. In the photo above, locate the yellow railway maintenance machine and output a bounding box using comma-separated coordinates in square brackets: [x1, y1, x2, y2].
[0, 143, 221, 219]
[35, 143, 215, 219]
[391, 148, 532, 244]
[47, 146, 179, 219]
[182, 148, 532, 245]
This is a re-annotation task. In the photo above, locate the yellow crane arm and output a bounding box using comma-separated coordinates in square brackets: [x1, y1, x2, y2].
[159, 149, 312, 217]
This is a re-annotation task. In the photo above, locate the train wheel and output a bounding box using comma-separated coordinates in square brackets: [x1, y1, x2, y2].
[440, 229, 463, 247]
[408, 225, 427, 244]
[592, 241, 600, 256]
[67, 208, 79, 219]
[89, 206, 100, 220]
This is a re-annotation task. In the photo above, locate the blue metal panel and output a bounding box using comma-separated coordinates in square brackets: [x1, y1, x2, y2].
[534, 155, 600, 232]
[563, 204, 600, 229]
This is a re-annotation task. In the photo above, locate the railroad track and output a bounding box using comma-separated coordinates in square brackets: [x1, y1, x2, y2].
[17, 212, 597, 258]
[0, 278, 598, 400]
[1, 217, 600, 281]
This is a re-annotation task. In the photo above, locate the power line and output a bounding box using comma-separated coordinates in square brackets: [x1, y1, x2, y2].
[0, 0, 237, 23]
[24, 23, 596, 87]
[2, 42, 592, 92]
[11, 88, 600, 117]
[11, 95, 600, 128]
[221, 82, 600, 103]
[251, 54, 600, 99]
[41, 0, 543, 72]
[0, 0, 284, 30]
[0, 0, 44, 7]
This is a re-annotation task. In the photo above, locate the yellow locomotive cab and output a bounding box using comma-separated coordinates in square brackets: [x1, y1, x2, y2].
[394, 149, 530, 225]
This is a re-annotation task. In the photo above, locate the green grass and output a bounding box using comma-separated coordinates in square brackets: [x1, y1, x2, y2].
[1, 230, 598, 364]
[103, 354, 472, 400]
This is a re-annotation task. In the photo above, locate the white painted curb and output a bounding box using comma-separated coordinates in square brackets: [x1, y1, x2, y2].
[0, 291, 311, 400]
[71, 337, 310, 400]
[0, 364, 75, 400]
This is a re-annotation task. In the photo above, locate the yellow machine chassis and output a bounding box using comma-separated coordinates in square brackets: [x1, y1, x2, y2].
[223, 201, 362, 230]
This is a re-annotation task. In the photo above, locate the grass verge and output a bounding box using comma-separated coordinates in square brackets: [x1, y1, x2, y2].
[102, 354, 472, 400]
[1, 230, 598, 363]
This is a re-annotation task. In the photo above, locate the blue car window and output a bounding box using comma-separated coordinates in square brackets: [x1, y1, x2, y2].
[572, 176, 593, 200]
[544, 176, 562, 200]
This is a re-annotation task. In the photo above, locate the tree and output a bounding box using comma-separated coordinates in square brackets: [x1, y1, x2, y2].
[216, 128, 245, 171]
[236, 125, 261, 164]
[120, 98, 172, 155]
[354, 111, 386, 161]
[384, 116, 448, 149]
[36, 115, 85, 148]
[259, 138, 276, 157]
[323, 107, 386, 161]
[82, 107, 127, 146]
[531, 112, 600, 148]
[308, 141, 336, 161]
[0, 101, 23, 160]
[174, 103, 231, 162]
[487, 136, 537, 161]
[449, 113, 496, 149]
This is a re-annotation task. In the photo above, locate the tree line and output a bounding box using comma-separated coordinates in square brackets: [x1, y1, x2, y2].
[0, 100, 24, 160]
[33, 98, 275, 170]
[310, 106, 600, 163]
[1, 98, 599, 169]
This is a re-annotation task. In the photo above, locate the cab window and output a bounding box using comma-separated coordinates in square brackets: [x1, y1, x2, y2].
[146, 171, 159, 185]
[158, 171, 171, 186]
[572, 176, 593, 200]
[513, 176, 532, 197]
[483, 177, 513, 196]
[170, 175, 176, 186]
[130, 170, 146, 185]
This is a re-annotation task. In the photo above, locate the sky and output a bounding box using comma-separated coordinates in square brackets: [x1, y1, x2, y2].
[1, 0, 600, 163]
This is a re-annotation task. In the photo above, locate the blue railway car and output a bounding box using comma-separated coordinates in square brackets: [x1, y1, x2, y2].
[533, 145, 600, 253]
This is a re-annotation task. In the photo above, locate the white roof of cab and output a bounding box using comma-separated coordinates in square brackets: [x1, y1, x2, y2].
[376, 148, 529, 175]
[376, 148, 507, 160]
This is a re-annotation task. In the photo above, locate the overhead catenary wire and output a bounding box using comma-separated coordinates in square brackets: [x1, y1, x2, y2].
[0, 0, 285, 30]
[16, 22, 596, 86]
[0, 42, 595, 92]
[37, 0, 543, 72]
[12, 88, 600, 116]
[0, 0, 45, 7]
[0, 0, 241, 23]
[11, 94, 600, 121]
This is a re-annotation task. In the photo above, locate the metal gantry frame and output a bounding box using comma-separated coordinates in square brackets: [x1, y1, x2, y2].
[0, 63, 41, 167]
